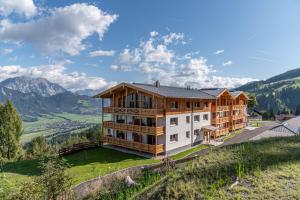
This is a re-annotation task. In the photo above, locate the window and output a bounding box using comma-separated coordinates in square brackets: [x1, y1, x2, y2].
[203, 114, 209, 120]
[170, 101, 179, 109]
[194, 129, 200, 136]
[186, 101, 190, 108]
[186, 116, 190, 123]
[186, 131, 190, 138]
[194, 115, 200, 122]
[170, 134, 178, 142]
[170, 117, 178, 126]
[194, 102, 201, 108]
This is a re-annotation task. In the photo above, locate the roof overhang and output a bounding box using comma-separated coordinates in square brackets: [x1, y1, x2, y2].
[93, 82, 164, 98]
[233, 91, 249, 100]
[216, 89, 234, 98]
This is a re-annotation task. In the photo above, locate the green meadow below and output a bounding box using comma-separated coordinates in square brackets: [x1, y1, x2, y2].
[0, 148, 159, 198]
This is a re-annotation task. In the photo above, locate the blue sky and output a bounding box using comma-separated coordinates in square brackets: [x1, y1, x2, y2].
[0, 0, 300, 91]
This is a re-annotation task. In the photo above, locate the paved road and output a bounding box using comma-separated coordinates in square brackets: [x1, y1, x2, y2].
[221, 125, 275, 146]
[187, 125, 275, 158]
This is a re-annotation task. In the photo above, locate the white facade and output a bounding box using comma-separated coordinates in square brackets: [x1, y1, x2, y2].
[164, 112, 211, 152]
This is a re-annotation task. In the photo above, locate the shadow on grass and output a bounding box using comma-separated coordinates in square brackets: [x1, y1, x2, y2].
[2, 147, 149, 176]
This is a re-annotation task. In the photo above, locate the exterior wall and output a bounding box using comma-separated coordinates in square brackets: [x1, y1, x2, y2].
[192, 112, 211, 144]
[164, 112, 211, 152]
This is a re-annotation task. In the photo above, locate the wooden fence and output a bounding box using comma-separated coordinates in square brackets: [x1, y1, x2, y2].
[59, 141, 100, 155]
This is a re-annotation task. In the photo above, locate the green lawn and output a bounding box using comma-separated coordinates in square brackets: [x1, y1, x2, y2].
[1, 147, 159, 197]
[171, 144, 208, 160]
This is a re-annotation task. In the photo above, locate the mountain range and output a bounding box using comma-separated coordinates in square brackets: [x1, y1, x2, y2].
[0, 77, 101, 121]
[236, 68, 300, 114]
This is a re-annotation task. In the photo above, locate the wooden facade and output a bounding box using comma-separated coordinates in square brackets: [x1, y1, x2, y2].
[98, 83, 248, 155]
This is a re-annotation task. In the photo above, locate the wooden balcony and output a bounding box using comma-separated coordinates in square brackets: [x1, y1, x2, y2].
[231, 123, 245, 130]
[232, 105, 246, 110]
[102, 107, 164, 117]
[103, 121, 165, 135]
[232, 114, 245, 120]
[216, 128, 229, 136]
[212, 117, 230, 124]
[102, 136, 164, 155]
[217, 106, 230, 112]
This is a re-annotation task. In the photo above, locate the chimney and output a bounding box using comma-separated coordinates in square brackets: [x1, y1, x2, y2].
[154, 80, 160, 88]
[186, 85, 191, 90]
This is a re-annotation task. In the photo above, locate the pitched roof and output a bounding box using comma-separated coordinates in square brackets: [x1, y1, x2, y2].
[95, 81, 247, 100]
[270, 116, 300, 134]
[130, 83, 216, 99]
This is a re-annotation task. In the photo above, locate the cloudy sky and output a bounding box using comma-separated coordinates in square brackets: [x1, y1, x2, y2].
[0, 0, 300, 91]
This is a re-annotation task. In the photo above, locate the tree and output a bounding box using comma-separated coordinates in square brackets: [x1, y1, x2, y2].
[248, 94, 257, 108]
[295, 105, 300, 116]
[0, 101, 23, 160]
[26, 136, 51, 159]
[13, 155, 73, 200]
[38, 155, 73, 200]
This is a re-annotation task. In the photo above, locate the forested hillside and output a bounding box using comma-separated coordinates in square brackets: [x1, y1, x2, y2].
[237, 68, 300, 115]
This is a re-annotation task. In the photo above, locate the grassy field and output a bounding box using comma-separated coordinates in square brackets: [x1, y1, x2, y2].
[136, 136, 300, 199]
[171, 144, 208, 160]
[0, 147, 159, 197]
[22, 112, 102, 143]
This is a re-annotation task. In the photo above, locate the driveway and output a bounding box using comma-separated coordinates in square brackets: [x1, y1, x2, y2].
[187, 125, 275, 158]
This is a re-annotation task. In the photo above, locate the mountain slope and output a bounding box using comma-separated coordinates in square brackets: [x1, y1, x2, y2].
[236, 68, 300, 114]
[0, 77, 100, 121]
[1, 76, 67, 97]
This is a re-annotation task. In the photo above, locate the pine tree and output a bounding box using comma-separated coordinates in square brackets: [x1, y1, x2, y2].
[0, 101, 23, 160]
[295, 105, 300, 116]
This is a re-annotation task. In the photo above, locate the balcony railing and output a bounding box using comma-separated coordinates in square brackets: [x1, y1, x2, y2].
[103, 121, 165, 135]
[212, 117, 230, 124]
[102, 136, 164, 154]
[102, 107, 164, 116]
[231, 123, 245, 130]
[232, 105, 246, 110]
[232, 114, 245, 120]
[217, 106, 230, 112]
[216, 128, 229, 136]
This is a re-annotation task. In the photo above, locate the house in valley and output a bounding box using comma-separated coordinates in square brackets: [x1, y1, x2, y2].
[94, 81, 248, 156]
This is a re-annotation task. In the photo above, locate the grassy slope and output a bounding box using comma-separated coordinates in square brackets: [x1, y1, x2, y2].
[1, 148, 159, 196]
[140, 136, 300, 200]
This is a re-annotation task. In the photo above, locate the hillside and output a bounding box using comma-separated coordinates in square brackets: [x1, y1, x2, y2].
[135, 136, 300, 200]
[236, 68, 300, 114]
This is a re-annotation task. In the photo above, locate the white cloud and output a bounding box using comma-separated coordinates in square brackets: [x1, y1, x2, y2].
[0, 63, 116, 91]
[0, 0, 36, 18]
[0, 3, 118, 55]
[214, 49, 225, 55]
[89, 50, 115, 57]
[222, 60, 233, 66]
[162, 32, 185, 45]
[1, 48, 13, 55]
[142, 40, 174, 64]
[150, 31, 158, 37]
[112, 31, 256, 88]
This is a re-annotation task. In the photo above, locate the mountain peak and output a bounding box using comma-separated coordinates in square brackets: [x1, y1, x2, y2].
[0, 76, 67, 97]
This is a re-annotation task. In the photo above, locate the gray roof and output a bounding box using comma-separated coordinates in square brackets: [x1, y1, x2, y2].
[130, 83, 217, 99]
[231, 91, 243, 97]
[284, 116, 300, 133]
[199, 88, 226, 97]
[270, 116, 300, 134]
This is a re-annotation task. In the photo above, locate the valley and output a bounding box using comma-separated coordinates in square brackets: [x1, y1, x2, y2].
[22, 113, 101, 143]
